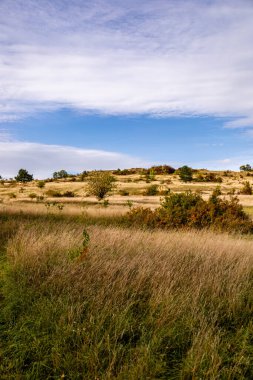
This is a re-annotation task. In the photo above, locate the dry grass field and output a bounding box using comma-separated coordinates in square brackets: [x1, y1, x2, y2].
[1, 216, 253, 378]
[1, 170, 253, 217]
[1, 169, 253, 378]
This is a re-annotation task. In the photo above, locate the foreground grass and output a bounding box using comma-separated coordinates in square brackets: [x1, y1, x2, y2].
[1, 215, 253, 379]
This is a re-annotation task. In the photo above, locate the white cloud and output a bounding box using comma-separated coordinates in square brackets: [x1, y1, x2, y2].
[0, 141, 147, 178]
[0, 129, 13, 142]
[189, 156, 252, 171]
[0, 0, 253, 126]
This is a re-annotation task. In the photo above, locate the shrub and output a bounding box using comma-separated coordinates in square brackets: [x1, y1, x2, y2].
[159, 188, 170, 196]
[125, 200, 133, 208]
[102, 199, 110, 207]
[36, 195, 44, 202]
[240, 181, 252, 195]
[145, 184, 159, 196]
[63, 191, 75, 198]
[142, 165, 176, 175]
[126, 206, 159, 228]
[8, 192, 16, 199]
[112, 168, 137, 175]
[87, 171, 115, 200]
[45, 189, 62, 197]
[119, 189, 130, 196]
[196, 172, 223, 183]
[126, 190, 253, 234]
[37, 180, 46, 189]
[28, 193, 37, 200]
[45, 190, 75, 198]
[177, 166, 193, 182]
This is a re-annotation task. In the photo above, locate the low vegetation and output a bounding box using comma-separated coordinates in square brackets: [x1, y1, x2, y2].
[127, 190, 253, 233]
[240, 181, 253, 195]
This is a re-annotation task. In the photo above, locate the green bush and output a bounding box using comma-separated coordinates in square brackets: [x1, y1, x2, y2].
[45, 189, 62, 197]
[45, 190, 75, 198]
[240, 181, 252, 195]
[196, 172, 223, 183]
[145, 184, 159, 196]
[126, 190, 253, 234]
[37, 180, 46, 189]
[177, 166, 193, 182]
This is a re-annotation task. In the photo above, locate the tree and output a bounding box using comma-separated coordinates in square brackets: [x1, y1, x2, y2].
[53, 170, 69, 179]
[240, 164, 252, 172]
[15, 168, 33, 183]
[87, 171, 115, 200]
[178, 166, 193, 182]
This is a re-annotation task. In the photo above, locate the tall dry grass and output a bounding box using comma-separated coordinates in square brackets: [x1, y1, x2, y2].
[1, 219, 253, 378]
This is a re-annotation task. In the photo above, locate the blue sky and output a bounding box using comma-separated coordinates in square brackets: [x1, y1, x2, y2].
[1, 0, 253, 177]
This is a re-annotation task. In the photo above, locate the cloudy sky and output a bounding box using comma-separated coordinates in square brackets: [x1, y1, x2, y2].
[1, 0, 253, 177]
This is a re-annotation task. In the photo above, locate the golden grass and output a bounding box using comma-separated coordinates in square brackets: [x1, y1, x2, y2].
[1, 171, 253, 210]
[1, 218, 253, 378]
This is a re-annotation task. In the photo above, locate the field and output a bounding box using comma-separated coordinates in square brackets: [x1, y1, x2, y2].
[1, 170, 253, 217]
[1, 170, 253, 378]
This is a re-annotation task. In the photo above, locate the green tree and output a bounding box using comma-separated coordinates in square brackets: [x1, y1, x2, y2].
[15, 169, 33, 183]
[53, 170, 69, 179]
[240, 164, 252, 172]
[178, 166, 193, 182]
[87, 171, 115, 200]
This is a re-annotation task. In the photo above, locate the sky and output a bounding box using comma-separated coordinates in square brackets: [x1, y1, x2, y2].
[1, 0, 253, 178]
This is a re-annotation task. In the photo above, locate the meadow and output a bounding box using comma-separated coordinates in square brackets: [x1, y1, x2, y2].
[1, 169, 253, 378]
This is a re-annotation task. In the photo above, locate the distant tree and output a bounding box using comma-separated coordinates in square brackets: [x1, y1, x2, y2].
[148, 165, 175, 175]
[87, 171, 115, 200]
[53, 170, 69, 179]
[15, 168, 33, 183]
[80, 171, 89, 181]
[178, 166, 193, 182]
[240, 164, 252, 172]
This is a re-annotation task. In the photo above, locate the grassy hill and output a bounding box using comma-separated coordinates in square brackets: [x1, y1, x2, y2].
[1, 168, 253, 378]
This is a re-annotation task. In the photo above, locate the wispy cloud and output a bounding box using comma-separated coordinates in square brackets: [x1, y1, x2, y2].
[0, 140, 148, 178]
[0, 129, 13, 142]
[0, 0, 253, 127]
